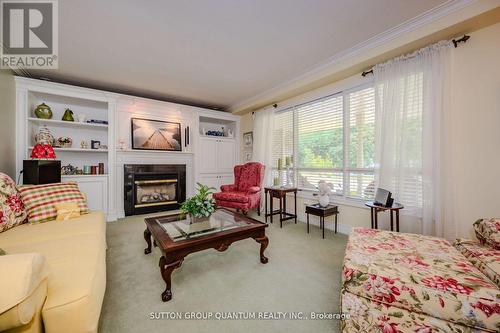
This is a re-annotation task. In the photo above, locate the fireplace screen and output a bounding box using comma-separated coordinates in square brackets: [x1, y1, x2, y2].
[134, 179, 177, 208]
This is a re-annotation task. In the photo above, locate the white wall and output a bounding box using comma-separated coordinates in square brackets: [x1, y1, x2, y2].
[0, 71, 16, 178]
[246, 21, 500, 238]
[240, 112, 253, 162]
[449, 22, 500, 238]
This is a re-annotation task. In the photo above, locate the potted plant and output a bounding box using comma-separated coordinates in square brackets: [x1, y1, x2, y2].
[180, 183, 216, 223]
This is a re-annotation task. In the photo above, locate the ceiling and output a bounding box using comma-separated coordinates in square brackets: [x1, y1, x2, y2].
[27, 0, 450, 110]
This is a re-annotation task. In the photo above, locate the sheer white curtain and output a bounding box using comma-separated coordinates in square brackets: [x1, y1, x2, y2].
[253, 108, 275, 208]
[373, 40, 456, 239]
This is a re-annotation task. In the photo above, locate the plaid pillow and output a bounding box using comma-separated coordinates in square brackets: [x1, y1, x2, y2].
[19, 182, 89, 223]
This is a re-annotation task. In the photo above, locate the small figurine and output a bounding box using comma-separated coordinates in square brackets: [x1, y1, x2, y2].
[80, 140, 89, 149]
[318, 180, 333, 207]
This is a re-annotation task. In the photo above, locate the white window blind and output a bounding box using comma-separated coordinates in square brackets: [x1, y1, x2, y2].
[271, 83, 378, 202]
[272, 108, 294, 184]
[296, 94, 343, 192]
[346, 86, 375, 199]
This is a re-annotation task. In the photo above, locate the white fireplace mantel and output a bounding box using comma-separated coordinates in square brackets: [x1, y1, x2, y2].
[114, 150, 195, 219]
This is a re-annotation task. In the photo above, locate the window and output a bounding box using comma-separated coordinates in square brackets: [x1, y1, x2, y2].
[272, 83, 375, 200]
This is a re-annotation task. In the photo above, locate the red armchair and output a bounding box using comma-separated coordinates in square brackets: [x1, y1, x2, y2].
[213, 162, 265, 215]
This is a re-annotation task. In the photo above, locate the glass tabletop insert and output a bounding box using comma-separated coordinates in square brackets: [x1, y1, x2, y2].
[157, 210, 254, 242]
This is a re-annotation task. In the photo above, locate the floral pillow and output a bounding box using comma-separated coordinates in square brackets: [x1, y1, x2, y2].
[0, 172, 27, 233]
[473, 218, 500, 250]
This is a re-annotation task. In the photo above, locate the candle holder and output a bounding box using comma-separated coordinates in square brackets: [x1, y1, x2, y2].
[285, 166, 291, 187]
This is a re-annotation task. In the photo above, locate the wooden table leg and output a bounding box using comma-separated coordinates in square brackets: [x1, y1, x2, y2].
[144, 228, 152, 254]
[159, 256, 183, 302]
[374, 209, 378, 229]
[390, 210, 394, 231]
[335, 213, 338, 234]
[279, 194, 283, 228]
[370, 207, 374, 228]
[396, 210, 400, 232]
[253, 236, 269, 264]
[265, 190, 268, 223]
[270, 192, 273, 224]
[283, 193, 287, 221]
[294, 191, 297, 223]
[307, 213, 310, 233]
[322, 216, 325, 239]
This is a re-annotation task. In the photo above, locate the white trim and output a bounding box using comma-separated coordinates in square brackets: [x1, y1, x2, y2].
[229, 0, 476, 113]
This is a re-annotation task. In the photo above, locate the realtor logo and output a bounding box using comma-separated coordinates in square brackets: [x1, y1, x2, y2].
[1, 0, 58, 69]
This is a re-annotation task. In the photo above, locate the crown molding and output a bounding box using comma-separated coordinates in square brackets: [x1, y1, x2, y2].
[229, 0, 478, 114]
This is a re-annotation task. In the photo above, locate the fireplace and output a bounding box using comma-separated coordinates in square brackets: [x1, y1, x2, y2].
[124, 164, 186, 216]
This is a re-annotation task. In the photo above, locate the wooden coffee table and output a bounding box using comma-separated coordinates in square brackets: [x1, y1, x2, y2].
[143, 209, 269, 302]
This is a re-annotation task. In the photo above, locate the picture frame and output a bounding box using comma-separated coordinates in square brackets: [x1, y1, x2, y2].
[131, 117, 182, 151]
[243, 131, 253, 147]
[91, 140, 100, 149]
[244, 151, 253, 162]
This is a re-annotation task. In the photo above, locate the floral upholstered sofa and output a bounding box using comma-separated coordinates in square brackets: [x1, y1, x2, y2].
[341, 226, 500, 333]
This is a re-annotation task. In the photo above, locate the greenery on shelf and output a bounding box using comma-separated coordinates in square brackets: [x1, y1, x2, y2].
[180, 183, 216, 218]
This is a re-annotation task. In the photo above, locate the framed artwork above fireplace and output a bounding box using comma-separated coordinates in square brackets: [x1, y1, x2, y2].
[131, 117, 182, 151]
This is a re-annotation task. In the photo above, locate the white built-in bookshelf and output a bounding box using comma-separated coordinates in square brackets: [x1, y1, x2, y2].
[16, 78, 115, 216]
[25, 90, 110, 175]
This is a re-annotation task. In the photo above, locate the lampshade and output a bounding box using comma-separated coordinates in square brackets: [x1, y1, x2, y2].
[31, 144, 56, 159]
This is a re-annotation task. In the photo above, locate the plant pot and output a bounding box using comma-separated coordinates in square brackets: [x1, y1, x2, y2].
[188, 214, 210, 224]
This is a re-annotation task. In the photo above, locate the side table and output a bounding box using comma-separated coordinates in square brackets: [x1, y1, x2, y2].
[365, 201, 404, 232]
[264, 187, 297, 228]
[305, 204, 339, 238]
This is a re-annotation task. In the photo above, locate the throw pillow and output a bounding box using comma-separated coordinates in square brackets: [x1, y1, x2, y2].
[55, 202, 81, 221]
[0, 248, 6, 255]
[473, 218, 500, 250]
[0, 172, 27, 233]
[19, 182, 89, 224]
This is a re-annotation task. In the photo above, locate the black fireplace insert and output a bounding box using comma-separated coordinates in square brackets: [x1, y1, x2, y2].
[124, 164, 186, 216]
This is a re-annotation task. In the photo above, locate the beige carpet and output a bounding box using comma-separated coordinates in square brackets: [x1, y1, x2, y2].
[98, 212, 347, 333]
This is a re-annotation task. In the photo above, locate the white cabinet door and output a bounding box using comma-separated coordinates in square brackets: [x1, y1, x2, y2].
[217, 139, 236, 174]
[198, 174, 220, 191]
[63, 176, 108, 213]
[219, 173, 234, 188]
[199, 138, 218, 173]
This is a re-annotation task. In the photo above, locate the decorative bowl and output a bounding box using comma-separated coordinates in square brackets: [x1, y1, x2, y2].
[57, 137, 73, 148]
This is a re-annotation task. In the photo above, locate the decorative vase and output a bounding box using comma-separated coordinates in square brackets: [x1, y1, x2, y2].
[318, 194, 329, 207]
[62, 108, 74, 121]
[34, 125, 55, 145]
[188, 214, 209, 224]
[34, 103, 53, 119]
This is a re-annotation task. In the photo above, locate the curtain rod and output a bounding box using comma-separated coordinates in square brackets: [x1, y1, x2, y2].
[361, 34, 470, 77]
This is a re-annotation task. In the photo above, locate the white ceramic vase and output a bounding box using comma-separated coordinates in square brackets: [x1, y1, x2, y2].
[319, 194, 329, 207]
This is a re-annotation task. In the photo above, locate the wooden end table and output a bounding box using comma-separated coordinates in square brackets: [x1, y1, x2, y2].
[143, 209, 269, 302]
[305, 204, 339, 238]
[365, 201, 404, 232]
[264, 187, 297, 228]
